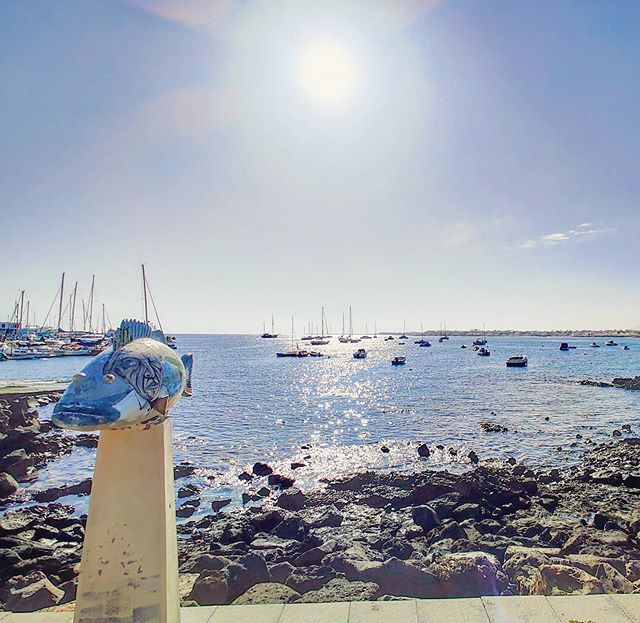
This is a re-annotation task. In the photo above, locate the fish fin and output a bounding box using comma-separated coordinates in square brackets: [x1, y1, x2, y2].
[113, 319, 167, 348]
[181, 353, 193, 397]
[150, 395, 169, 415]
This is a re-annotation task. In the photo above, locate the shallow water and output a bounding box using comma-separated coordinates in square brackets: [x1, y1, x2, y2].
[2, 334, 639, 516]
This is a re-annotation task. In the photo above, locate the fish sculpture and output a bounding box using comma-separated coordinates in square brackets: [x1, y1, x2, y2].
[53, 319, 193, 431]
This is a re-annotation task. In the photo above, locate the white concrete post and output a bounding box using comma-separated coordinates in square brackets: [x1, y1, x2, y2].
[74, 418, 180, 623]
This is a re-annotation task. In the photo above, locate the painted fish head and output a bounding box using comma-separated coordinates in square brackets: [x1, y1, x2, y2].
[52, 344, 163, 431]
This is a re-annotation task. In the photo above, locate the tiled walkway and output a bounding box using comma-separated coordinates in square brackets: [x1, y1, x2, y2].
[2, 594, 639, 622]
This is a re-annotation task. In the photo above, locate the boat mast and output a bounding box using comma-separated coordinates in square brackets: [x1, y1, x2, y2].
[142, 264, 149, 325]
[349, 306, 353, 338]
[271, 314, 275, 336]
[57, 273, 65, 331]
[25, 300, 29, 331]
[71, 282, 78, 332]
[18, 290, 25, 332]
[342, 312, 345, 337]
[88, 275, 95, 332]
[102, 303, 106, 334]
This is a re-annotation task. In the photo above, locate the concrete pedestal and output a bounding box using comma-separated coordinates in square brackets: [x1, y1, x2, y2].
[74, 418, 180, 623]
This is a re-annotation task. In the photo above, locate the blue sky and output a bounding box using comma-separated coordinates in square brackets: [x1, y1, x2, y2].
[1, 0, 638, 333]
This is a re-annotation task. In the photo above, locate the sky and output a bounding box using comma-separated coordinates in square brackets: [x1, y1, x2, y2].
[1, 0, 638, 333]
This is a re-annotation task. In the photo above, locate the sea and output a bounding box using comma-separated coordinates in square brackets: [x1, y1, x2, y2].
[2, 335, 639, 517]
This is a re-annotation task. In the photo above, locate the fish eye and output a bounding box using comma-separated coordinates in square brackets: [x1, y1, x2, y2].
[72, 373, 86, 383]
[103, 374, 116, 384]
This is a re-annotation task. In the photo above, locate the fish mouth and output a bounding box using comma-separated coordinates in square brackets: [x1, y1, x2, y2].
[52, 405, 119, 431]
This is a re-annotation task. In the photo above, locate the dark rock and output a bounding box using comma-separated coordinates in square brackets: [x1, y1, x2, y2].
[238, 471, 253, 481]
[274, 517, 308, 541]
[481, 422, 509, 433]
[468, 451, 479, 464]
[417, 444, 430, 458]
[75, 434, 98, 448]
[381, 446, 390, 453]
[290, 462, 306, 470]
[269, 561, 295, 583]
[276, 488, 306, 511]
[253, 462, 273, 477]
[286, 565, 336, 593]
[211, 499, 232, 512]
[268, 474, 295, 489]
[453, 503, 482, 521]
[177, 499, 200, 518]
[257, 487, 271, 497]
[174, 463, 196, 479]
[411, 505, 440, 531]
[178, 484, 200, 498]
[33, 478, 92, 503]
[0, 471, 19, 499]
[312, 505, 343, 529]
[1, 571, 64, 611]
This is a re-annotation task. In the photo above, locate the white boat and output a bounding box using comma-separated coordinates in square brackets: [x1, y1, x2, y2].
[311, 307, 330, 345]
[3, 346, 50, 360]
[391, 356, 406, 365]
[506, 355, 528, 368]
[477, 347, 490, 357]
[353, 348, 367, 359]
[605, 340, 618, 346]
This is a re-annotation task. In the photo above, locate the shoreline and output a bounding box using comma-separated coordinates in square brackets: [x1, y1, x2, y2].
[1, 389, 639, 611]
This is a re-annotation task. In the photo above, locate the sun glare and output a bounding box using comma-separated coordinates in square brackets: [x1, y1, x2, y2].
[297, 40, 358, 107]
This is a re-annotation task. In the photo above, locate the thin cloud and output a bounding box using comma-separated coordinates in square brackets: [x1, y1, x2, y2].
[518, 225, 616, 249]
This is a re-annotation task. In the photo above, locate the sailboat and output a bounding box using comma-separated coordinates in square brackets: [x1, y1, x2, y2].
[276, 317, 309, 357]
[415, 323, 431, 347]
[348, 306, 360, 343]
[399, 320, 408, 340]
[438, 321, 449, 342]
[361, 323, 372, 339]
[261, 315, 278, 338]
[311, 308, 330, 345]
[338, 312, 349, 343]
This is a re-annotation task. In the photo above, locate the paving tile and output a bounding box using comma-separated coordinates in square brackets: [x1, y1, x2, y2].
[547, 594, 634, 623]
[482, 595, 561, 623]
[211, 603, 284, 623]
[416, 597, 490, 623]
[181, 605, 218, 622]
[279, 602, 350, 623]
[2, 615, 73, 623]
[612, 595, 640, 623]
[349, 600, 417, 623]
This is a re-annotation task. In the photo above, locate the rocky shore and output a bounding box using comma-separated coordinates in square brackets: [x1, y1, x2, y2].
[1, 392, 640, 612]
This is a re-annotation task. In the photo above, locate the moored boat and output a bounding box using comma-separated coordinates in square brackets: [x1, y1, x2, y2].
[391, 356, 406, 365]
[477, 347, 490, 357]
[353, 348, 367, 359]
[506, 355, 528, 367]
[605, 340, 618, 346]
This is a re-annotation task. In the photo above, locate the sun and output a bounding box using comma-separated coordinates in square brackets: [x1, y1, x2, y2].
[297, 40, 358, 107]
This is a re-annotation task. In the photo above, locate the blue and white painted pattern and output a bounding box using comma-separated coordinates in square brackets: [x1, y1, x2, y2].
[53, 332, 193, 431]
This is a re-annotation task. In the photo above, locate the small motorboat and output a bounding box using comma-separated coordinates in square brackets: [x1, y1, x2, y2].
[361, 335, 372, 340]
[349, 338, 361, 344]
[310, 339, 329, 346]
[477, 347, 490, 357]
[605, 340, 618, 346]
[338, 336, 349, 343]
[308, 351, 325, 357]
[461, 345, 467, 349]
[385, 336, 394, 341]
[590, 342, 600, 348]
[473, 338, 487, 346]
[438, 336, 449, 343]
[506, 355, 528, 368]
[559, 342, 569, 351]
[419, 341, 431, 347]
[399, 341, 406, 345]
[391, 356, 406, 365]
[399, 334, 408, 340]
[353, 348, 367, 359]
[622, 345, 630, 350]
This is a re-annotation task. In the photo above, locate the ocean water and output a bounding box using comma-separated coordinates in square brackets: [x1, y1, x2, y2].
[2, 335, 639, 515]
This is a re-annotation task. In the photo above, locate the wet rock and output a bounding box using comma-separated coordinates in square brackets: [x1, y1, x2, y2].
[238, 471, 253, 482]
[612, 376, 640, 390]
[481, 422, 509, 433]
[381, 446, 390, 453]
[453, 503, 482, 522]
[232, 582, 300, 605]
[468, 451, 479, 464]
[276, 488, 306, 511]
[0, 471, 18, 499]
[297, 578, 380, 603]
[33, 478, 92, 503]
[253, 462, 273, 477]
[178, 484, 200, 498]
[274, 517, 308, 542]
[417, 444, 430, 458]
[613, 430, 622, 438]
[177, 499, 200, 518]
[174, 463, 196, 479]
[211, 499, 232, 512]
[1, 571, 64, 611]
[0, 449, 32, 481]
[268, 474, 295, 489]
[290, 462, 306, 470]
[75, 434, 98, 448]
